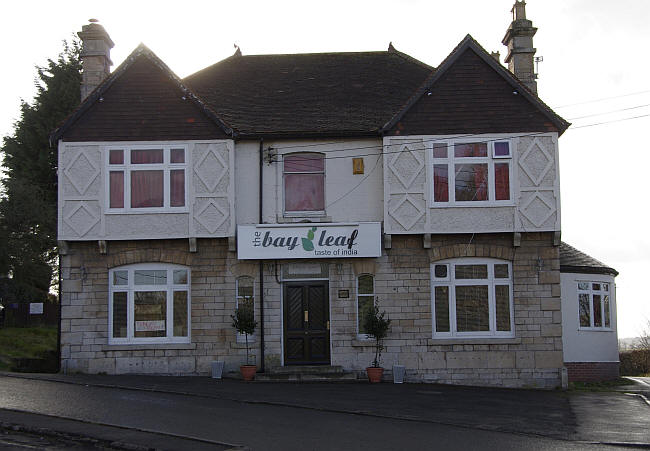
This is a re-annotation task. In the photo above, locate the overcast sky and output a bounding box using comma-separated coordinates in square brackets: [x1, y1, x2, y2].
[2, 1, 649, 338]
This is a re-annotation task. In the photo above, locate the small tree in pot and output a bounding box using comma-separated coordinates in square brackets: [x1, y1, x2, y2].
[362, 302, 391, 383]
[231, 297, 258, 381]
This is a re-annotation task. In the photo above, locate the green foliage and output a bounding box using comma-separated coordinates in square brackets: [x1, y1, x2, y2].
[231, 298, 257, 365]
[0, 326, 57, 371]
[362, 302, 391, 367]
[619, 349, 650, 376]
[0, 39, 81, 303]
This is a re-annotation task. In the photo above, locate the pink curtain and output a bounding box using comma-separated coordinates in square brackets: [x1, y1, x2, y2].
[494, 163, 510, 200]
[110, 171, 124, 208]
[284, 174, 325, 211]
[170, 170, 185, 207]
[131, 170, 163, 208]
[433, 165, 449, 202]
[109, 149, 124, 165]
[131, 149, 163, 164]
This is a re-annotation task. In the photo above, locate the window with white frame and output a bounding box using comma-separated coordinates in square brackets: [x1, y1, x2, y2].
[108, 146, 187, 211]
[109, 264, 190, 344]
[431, 258, 514, 338]
[283, 153, 325, 214]
[431, 140, 512, 205]
[357, 274, 375, 336]
[236, 276, 255, 342]
[577, 281, 612, 329]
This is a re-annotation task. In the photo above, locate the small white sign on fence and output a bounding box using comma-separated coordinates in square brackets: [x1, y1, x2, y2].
[29, 303, 44, 315]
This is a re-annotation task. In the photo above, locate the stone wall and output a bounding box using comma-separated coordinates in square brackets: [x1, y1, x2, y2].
[61, 232, 562, 388]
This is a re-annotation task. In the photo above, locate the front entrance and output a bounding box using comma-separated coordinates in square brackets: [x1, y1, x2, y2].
[283, 281, 330, 365]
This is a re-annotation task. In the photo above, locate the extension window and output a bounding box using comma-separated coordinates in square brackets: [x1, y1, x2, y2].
[109, 264, 190, 344]
[577, 281, 612, 330]
[431, 258, 514, 338]
[431, 140, 512, 205]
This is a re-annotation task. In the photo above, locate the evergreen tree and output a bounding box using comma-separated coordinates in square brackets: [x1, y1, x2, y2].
[0, 39, 81, 303]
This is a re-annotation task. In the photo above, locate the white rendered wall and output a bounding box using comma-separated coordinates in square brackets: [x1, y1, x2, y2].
[561, 272, 619, 363]
[58, 139, 235, 241]
[383, 133, 561, 234]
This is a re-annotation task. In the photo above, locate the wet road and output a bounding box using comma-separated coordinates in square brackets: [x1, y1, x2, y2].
[0, 375, 644, 450]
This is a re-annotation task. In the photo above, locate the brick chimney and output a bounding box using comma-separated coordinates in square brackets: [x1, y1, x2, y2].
[502, 1, 538, 94]
[77, 19, 114, 100]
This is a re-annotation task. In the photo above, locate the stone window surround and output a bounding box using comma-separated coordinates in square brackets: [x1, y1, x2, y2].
[108, 262, 191, 345]
[431, 257, 515, 339]
[429, 138, 514, 207]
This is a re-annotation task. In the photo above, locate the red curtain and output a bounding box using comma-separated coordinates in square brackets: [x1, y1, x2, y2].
[434, 165, 449, 202]
[131, 149, 163, 164]
[131, 171, 163, 208]
[109, 171, 124, 208]
[494, 163, 510, 200]
[170, 170, 185, 207]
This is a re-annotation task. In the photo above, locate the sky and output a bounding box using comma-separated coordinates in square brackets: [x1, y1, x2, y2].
[1, 1, 649, 338]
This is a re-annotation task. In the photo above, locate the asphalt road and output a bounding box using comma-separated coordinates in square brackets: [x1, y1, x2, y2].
[0, 375, 646, 450]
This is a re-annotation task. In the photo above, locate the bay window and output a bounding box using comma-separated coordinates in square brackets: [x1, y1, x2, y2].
[108, 146, 187, 211]
[109, 264, 190, 344]
[431, 258, 514, 338]
[578, 281, 612, 330]
[431, 140, 512, 205]
[283, 153, 325, 215]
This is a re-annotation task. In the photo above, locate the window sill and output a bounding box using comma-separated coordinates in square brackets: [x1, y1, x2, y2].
[105, 209, 189, 215]
[102, 343, 195, 351]
[277, 215, 332, 223]
[577, 328, 614, 333]
[429, 203, 515, 209]
[428, 337, 521, 345]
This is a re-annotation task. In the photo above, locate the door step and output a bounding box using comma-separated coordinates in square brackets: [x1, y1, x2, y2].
[256, 365, 358, 382]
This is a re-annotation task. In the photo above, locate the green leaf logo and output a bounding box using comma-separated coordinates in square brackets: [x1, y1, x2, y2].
[301, 238, 314, 251]
[307, 229, 314, 240]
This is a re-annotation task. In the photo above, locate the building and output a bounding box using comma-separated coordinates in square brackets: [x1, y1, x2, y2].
[53, 2, 619, 387]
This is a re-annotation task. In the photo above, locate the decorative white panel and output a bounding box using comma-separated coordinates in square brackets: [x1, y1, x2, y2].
[192, 141, 234, 237]
[384, 138, 427, 233]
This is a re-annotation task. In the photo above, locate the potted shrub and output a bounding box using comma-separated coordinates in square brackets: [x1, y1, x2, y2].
[362, 302, 391, 383]
[231, 297, 258, 381]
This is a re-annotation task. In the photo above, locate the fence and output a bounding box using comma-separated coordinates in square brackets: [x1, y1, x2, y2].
[0, 302, 59, 328]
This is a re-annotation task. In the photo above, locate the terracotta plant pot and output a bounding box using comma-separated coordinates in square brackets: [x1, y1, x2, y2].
[240, 365, 257, 381]
[366, 366, 384, 383]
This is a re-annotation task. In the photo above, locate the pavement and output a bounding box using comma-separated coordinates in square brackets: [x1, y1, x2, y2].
[0, 372, 649, 450]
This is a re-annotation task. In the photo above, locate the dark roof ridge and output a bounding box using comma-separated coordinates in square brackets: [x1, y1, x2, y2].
[380, 34, 570, 135]
[51, 44, 235, 143]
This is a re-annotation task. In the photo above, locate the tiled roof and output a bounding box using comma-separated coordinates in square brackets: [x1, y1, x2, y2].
[560, 242, 618, 276]
[183, 49, 433, 137]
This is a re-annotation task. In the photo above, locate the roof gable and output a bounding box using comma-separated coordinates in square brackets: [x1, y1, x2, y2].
[382, 35, 569, 136]
[52, 45, 233, 143]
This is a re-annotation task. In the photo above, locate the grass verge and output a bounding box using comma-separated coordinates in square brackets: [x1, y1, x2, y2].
[568, 377, 634, 392]
[0, 327, 58, 371]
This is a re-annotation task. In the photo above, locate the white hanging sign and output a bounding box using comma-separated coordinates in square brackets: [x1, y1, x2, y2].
[237, 222, 382, 260]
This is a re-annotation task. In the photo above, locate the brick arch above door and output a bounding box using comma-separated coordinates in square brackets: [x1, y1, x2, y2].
[428, 244, 514, 263]
[107, 247, 193, 268]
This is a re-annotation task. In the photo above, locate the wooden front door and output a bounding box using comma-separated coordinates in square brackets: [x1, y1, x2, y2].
[284, 281, 330, 365]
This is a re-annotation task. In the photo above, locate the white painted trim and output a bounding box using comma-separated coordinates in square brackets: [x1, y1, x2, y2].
[280, 151, 327, 217]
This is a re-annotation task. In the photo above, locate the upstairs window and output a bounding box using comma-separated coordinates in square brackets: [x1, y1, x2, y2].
[283, 153, 325, 214]
[578, 281, 612, 330]
[432, 140, 512, 205]
[108, 146, 187, 212]
[431, 258, 514, 338]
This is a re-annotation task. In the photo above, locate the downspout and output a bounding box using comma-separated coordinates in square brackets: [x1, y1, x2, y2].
[259, 138, 265, 373]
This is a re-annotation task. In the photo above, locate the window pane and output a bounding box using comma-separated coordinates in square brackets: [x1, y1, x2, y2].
[134, 270, 167, 285]
[578, 282, 589, 291]
[358, 275, 374, 295]
[495, 285, 511, 331]
[592, 283, 601, 291]
[170, 169, 185, 207]
[109, 171, 124, 208]
[434, 264, 448, 279]
[454, 143, 487, 158]
[173, 291, 188, 337]
[455, 164, 488, 201]
[433, 143, 447, 159]
[593, 294, 602, 327]
[238, 277, 254, 298]
[434, 165, 449, 202]
[170, 148, 185, 163]
[112, 292, 127, 338]
[173, 270, 188, 285]
[358, 295, 373, 334]
[494, 264, 509, 279]
[131, 170, 164, 208]
[284, 154, 324, 172]
[434, 286, 450, 332]
[284, 173, 325, 211]
[494, 163, 510, 201]
[134, 291, 166, 338]
[109, 149, 124, 165]
[494, 142, 510, 157]
[131, 149, 163, 164]
[455, 264, 488, 279]
[455, 285, 489, 332]
[579, 293, 591, 327]
[113, 270, 128, 286]
[604, 295, 611, 328]
[603, 284, 609, 292]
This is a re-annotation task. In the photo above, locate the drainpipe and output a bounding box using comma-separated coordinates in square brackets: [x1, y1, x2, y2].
[259, 139, 265, 373]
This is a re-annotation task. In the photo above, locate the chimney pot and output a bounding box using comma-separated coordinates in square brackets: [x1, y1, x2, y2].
[78, 20, 114, 101]
[502, 1, 538, 94]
